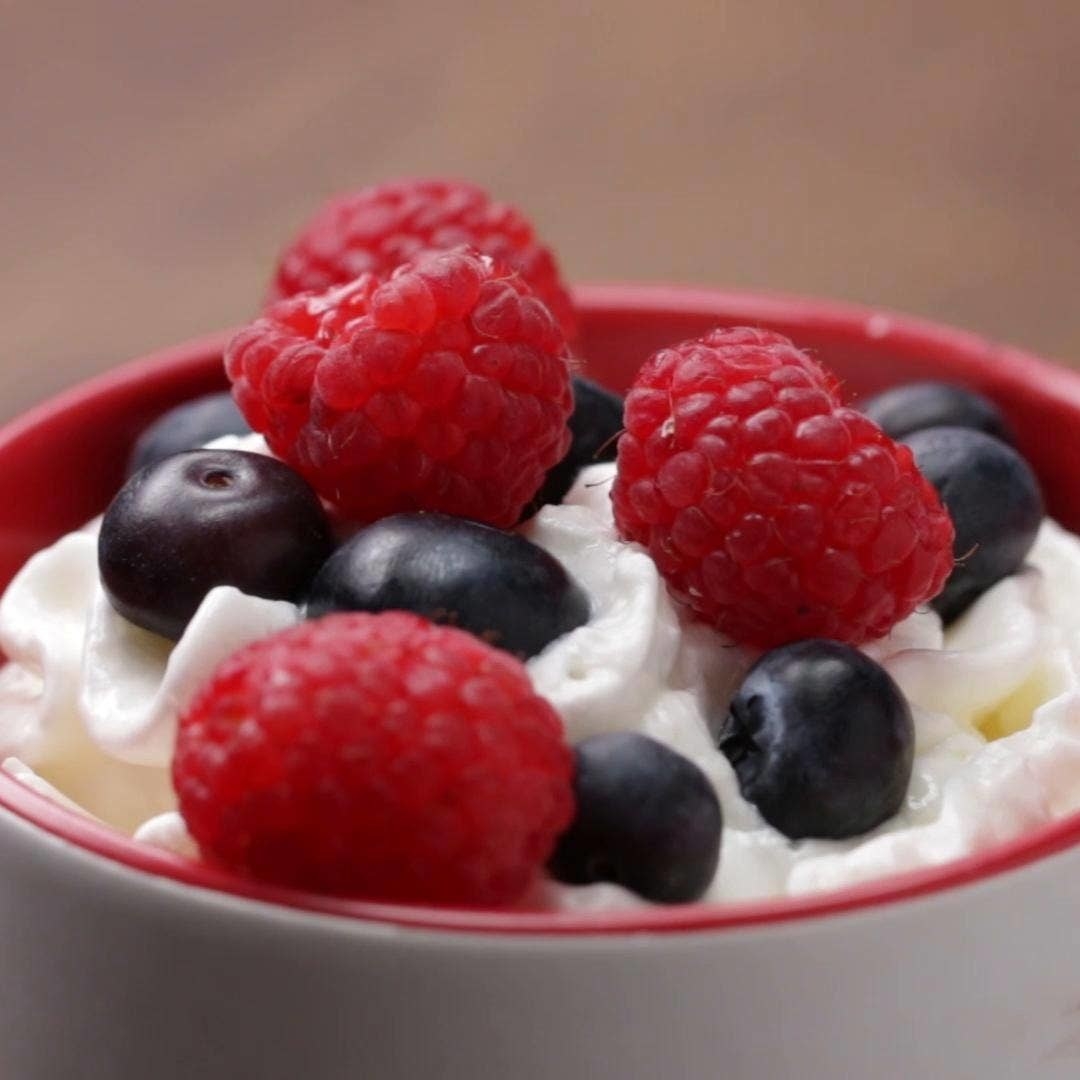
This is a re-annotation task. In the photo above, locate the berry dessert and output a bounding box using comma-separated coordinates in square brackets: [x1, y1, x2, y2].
[3, 184, 1080, 914]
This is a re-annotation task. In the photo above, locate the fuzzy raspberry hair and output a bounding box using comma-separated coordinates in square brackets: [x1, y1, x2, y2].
[612, 327, 955, 648]
[173, 612, 575, 904]
[226, 247, 574, 527]
[269, 177, 577, 341]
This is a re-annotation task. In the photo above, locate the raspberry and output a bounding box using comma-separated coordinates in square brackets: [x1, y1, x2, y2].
[226, 247, 574, 526]
[611, 327, 955, 649]
[173, 612, 575, 905]
[269, 178, 577, 342]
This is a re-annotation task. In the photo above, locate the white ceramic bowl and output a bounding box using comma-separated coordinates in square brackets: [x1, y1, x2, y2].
[3, 286, 1080, 1079]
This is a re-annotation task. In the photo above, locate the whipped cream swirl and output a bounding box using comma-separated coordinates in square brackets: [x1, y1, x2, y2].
[3, 437, 1080, 907]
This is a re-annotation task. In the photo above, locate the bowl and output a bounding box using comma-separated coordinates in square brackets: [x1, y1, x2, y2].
[2, 285, 1080, 1079]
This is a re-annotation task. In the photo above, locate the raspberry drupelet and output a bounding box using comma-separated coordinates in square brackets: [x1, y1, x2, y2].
[611, 327, 955, 648]
[226, 247, 574, 527]
[269, 177, 578, 342]
[172, 612, 575, 905]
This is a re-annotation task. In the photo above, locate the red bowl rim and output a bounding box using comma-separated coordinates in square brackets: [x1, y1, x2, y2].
[3, 282, 1080, 937]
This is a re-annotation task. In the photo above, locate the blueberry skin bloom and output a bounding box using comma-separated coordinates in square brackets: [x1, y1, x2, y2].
[305, 512, 589, 659]
[903, 426, 1044, 623]
[716, 640, 914, 841]
[100, 450, 334, 641]
[548, 732, 722, 904]
[857, 381, 1012, 444]
[127, 391, 251, 476]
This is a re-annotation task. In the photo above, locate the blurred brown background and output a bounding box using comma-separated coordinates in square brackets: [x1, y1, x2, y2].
[3, 1, 1079, 420]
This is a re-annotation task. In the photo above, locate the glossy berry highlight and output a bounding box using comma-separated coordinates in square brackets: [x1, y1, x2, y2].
[716, 639, 914, 839]
[99, 449, 334, 641]
[306, 512, 589, 658]
[611, 327, 955, 648]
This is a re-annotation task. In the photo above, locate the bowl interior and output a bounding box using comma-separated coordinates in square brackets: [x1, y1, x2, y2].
[3, 284, 1080, 934]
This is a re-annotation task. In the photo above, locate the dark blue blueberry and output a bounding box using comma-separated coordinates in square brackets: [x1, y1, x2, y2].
[857, 381, 1012, 444]
[100, 450, 334, 641]
[305, 512, 589, 658]
[548, 732, 722, 903]
[127, 392, 250, 477]
[903, 426, 1043, 623]
[520, 376, 623, 519]
[716, 640, 914, 840]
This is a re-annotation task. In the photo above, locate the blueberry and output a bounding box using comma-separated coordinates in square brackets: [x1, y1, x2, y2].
[903, 426, 1043, 623]
[520, 376, 623, 518]
[100, 450, 334, 640]
[548, 732, 722, 903]
[716, 640, 914, 840]
[857, 381, 1012, 444]
[127, 392, 250, 476]
[305, 512, 589, 658]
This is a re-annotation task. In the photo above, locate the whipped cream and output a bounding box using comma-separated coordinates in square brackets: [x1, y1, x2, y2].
[3, 439, 1080, 907]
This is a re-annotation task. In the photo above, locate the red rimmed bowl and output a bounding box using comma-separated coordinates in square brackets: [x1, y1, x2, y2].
[2, 286, 1080, 1079]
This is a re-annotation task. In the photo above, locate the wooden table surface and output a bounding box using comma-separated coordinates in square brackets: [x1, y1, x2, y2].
[3, 1, 1079, 420]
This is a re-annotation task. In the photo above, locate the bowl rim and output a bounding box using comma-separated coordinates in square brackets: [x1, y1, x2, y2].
[3, 281, 1080, 937]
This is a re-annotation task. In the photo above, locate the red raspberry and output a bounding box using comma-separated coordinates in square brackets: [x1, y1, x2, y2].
[173, 612, 575, 905]
[226, 247, 574, 526]
[269, 178, 577, 342]
[611, 327, 955, 649]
